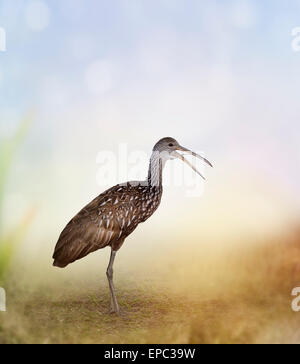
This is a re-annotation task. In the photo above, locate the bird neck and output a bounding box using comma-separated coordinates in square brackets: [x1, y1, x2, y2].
[147, 151, 165, 187]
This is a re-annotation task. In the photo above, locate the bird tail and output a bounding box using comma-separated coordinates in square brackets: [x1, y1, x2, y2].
[53, 259, 69, 268]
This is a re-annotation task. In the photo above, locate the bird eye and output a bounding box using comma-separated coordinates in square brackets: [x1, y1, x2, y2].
[168, 143, 174, 147]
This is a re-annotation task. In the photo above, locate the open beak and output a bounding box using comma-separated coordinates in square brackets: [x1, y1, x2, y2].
[171, 146, 213, 180]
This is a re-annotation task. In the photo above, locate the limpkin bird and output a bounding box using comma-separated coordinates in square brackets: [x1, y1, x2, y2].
[53, 137, 212, 314]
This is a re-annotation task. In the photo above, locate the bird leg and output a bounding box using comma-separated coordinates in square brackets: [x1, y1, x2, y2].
[106, 249, 120, 314]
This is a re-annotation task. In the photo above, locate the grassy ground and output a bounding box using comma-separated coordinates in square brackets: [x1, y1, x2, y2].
[0, 284, 195, 344]
[1, 229, 300, 344]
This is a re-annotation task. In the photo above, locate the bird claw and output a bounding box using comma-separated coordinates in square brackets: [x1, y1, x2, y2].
[109, 307, 120, 315]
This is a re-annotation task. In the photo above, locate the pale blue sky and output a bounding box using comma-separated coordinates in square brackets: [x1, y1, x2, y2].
[1, 0, 300, 113]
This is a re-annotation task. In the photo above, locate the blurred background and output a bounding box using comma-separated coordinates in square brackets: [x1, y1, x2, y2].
[1, 0, 300, 344]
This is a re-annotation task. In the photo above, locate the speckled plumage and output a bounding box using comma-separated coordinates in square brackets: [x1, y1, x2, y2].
[53, 182, 162, 267]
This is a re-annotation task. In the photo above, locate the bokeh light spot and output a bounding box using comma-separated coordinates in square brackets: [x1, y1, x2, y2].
[84, 60, 114, 95]
[24, 0, 50, 32]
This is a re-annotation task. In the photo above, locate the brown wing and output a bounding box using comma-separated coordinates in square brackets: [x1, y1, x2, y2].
[52, 184, 154, 268]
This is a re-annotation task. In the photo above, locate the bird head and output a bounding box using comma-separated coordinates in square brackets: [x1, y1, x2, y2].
[153, 137, 213, 180]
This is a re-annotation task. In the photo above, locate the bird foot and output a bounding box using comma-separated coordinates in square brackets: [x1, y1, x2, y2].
[109, 307, 120, 316]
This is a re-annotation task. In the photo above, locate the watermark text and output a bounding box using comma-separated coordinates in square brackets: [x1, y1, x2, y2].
[292, 27, 300, 52]
[0, 287, 6, 312]
[96, 144, 209, 197]
[291, 287, 300, 312]
[0, 27, 6, 52]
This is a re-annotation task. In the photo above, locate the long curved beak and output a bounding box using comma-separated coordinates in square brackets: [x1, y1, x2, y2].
[171, 146, 213, 180]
